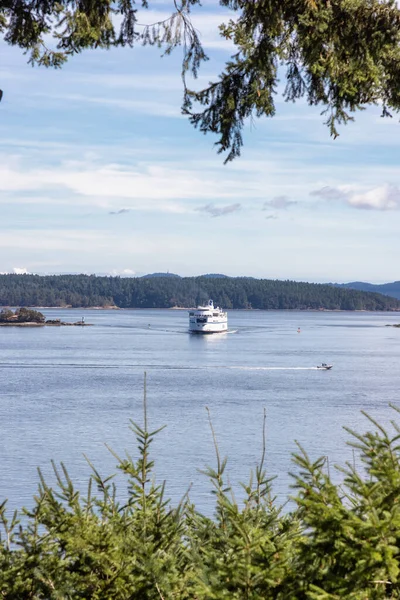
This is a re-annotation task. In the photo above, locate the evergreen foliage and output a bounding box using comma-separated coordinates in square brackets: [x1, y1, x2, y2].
[0, 273, 399, 311]
[2, 385, 400, 598]
[1, 0, 400, 160]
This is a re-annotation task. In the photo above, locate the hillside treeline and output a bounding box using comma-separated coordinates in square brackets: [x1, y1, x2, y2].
[0, 274, 399, 310]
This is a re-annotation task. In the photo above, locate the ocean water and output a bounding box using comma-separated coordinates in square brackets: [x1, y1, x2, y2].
[1, 308, 400, 514]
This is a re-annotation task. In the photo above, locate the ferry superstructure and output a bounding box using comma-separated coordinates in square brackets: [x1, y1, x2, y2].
[189, 300, 228, 334]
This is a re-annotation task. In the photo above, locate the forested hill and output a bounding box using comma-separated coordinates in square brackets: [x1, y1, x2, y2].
[0, 274, 399, 311]
[336, 281, 400, 300]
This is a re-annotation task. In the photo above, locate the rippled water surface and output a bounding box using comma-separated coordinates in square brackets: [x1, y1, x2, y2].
[1, 308, 400, 513]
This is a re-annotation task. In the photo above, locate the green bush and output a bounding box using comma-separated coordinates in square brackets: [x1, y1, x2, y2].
[16, 308, 45, 323]
[1, 389, 400, 599]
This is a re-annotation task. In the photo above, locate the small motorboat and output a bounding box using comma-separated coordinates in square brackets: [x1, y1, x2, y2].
[317, 363, 333, 370]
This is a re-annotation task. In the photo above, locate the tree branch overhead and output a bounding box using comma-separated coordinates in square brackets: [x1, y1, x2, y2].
[1, 0, 399, 160]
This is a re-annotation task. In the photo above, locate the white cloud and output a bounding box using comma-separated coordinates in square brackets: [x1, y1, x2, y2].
[13, 267, 29, 274]
[311, 184, 400, 211]
[0, 155, 252, 209]
[348, 185, 400, 211]
[109, 268, 136, 276]
[0, 267, 30, 274]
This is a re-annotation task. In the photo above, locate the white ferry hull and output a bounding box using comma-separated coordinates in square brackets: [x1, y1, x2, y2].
[190, 322, 228, 334]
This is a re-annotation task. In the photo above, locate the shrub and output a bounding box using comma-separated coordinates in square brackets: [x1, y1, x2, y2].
[15, 308, 45, 323]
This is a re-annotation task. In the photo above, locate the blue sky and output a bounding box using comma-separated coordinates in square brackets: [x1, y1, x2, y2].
[1, 0, 399, 283]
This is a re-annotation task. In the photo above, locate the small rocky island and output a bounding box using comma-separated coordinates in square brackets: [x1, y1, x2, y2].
[0, 308, 91, 326]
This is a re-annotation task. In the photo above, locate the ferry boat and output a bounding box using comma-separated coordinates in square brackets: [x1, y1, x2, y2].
[189, 300, 228, 334]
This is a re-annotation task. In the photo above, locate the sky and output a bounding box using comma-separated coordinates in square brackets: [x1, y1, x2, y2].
[1, 1, 400, 284]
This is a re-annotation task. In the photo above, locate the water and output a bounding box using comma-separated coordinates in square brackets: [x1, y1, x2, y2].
[1, 308, 400, 514]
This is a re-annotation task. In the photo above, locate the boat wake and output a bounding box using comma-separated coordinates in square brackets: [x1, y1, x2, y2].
[0, 363, 325, 371]
[225, 366, 321, 371]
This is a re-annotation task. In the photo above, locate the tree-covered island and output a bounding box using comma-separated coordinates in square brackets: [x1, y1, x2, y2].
[0, 274, 399, 311]
[0, 307, 90, 326]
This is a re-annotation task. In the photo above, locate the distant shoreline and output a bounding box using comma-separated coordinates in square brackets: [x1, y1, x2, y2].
[1, 308, 400, 315]
[1, 305, 400, 313]
[1, 305, 120, 310]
